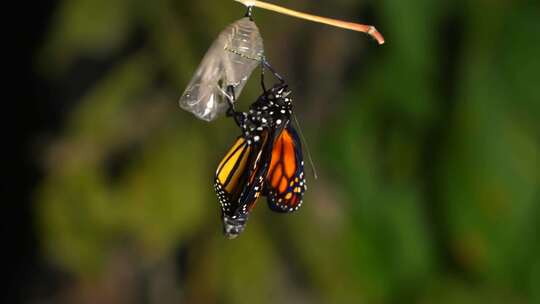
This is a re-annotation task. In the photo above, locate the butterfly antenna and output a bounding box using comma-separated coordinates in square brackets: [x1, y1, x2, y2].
[293, 113, 318, 179]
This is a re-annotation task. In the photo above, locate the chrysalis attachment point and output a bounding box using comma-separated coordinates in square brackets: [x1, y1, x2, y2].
[179, 17, 264, 121]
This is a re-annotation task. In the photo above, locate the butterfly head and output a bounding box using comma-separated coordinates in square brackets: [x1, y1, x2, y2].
[222, 214, 247, 239]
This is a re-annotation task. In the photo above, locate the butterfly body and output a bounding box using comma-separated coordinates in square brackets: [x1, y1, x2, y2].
[214, 79, 306, 238]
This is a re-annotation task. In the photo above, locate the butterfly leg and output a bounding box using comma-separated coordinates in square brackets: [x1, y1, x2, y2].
[225, 85, 246, 128]
[225, 85, 236, 113]
[261, 59, 285, 85]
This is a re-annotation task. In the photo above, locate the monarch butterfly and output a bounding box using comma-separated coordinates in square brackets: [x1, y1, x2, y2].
[214, 63, 307, 238]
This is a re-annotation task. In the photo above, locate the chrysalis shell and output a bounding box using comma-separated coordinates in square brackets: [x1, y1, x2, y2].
[179, 17, 264, 121]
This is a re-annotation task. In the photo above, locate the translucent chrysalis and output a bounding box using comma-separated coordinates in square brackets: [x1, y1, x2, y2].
[179, 17, 264, 121]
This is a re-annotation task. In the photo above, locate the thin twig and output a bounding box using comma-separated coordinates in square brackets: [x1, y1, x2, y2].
[235, 0, 385, 45]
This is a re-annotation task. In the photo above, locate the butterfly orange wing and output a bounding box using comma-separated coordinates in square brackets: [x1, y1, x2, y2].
[264, 125, 306, 212]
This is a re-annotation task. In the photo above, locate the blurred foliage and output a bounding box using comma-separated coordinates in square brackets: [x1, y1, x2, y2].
[35, 0, 539, 303]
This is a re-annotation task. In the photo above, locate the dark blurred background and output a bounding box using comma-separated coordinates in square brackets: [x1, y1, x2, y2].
[12, 0, 540, 303]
